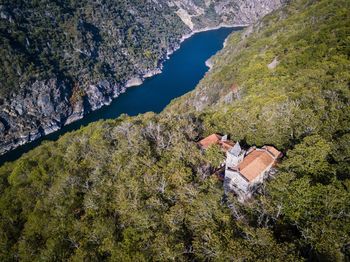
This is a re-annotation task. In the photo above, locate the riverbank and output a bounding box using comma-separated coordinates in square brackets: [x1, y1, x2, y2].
[70, 26, 243, 120]
[180, 24, 247, 43]
[199, 24, 246, 71]
[138, 24, 247, 84]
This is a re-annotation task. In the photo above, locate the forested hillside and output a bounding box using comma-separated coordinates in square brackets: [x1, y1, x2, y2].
[0, 0, 349, 260]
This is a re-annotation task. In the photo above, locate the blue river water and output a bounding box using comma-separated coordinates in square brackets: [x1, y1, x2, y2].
[0, 27, 241, 165]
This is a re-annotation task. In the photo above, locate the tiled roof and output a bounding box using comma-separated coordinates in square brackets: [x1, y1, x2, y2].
[198, 134, 222, 149]
[198, 134, 235, 152]
[263, 146, 283, 159]
[238, 149, 275, 182]
[220, 140, 235, 152]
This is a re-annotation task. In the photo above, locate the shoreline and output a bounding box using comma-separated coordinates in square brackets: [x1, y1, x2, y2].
[112, 24, 246, 95]
[180, 24, 247, 43]
[143, 24, 247, 83]
[200, 24, 246, 71]
[80, 25, 246, 108]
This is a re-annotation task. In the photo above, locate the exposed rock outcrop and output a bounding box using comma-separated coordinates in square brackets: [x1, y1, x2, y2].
[268, 57, 279, 70]
[168, 0, 285, 29]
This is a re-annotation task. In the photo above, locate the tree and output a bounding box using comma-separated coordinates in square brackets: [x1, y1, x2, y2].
[282, 135, 335, 182]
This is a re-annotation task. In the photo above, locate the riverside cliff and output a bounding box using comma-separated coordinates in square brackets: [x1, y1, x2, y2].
[0, 0, 284, 155]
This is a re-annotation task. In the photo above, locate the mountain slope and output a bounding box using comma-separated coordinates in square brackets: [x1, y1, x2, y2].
[0, 0, 349, 260]
[0, 0, 284, 155]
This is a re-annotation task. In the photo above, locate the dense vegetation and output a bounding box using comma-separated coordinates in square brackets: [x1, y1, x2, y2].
[0, 0, 349, 260]
[0, 0, 187, 96]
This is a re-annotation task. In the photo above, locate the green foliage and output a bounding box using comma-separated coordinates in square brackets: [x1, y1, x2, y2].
[282, 135, 336, 182]
[263, 173, 350, 261]
[204, 144, 225, 168]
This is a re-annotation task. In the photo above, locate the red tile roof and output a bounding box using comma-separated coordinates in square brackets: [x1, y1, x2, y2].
[198, 134, 222, 149]
[238, 147, 281, 182]
[220, 140, 235, 152]
[263, 146, 283, 159]
[198, 134, 235, 152]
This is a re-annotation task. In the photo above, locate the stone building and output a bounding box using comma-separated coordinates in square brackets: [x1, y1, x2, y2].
[198, 134, 282, 200]
[224, 144, 282, 199]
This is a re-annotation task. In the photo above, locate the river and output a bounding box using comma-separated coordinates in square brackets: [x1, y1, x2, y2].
[0, 27, 241, 165]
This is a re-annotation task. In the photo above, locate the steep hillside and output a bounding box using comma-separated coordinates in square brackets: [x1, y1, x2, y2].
[166, 0, 350, 149]
[0, 0, 283, 155]
[0, 0, 349, 261]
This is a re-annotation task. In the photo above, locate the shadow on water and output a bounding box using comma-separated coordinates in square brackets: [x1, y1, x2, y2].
[0, 27, 242, 166]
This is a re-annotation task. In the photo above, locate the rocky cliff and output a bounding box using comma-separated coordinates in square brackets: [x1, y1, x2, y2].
[0, 0, 284, 155]
[168, 0, 285, 30]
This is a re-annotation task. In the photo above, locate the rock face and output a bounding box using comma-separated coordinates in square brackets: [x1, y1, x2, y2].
[125, 77, 143, 88]
[167, 0, 285, 29]
[0, 78, 69, 154]
[0, 0, 285, 155]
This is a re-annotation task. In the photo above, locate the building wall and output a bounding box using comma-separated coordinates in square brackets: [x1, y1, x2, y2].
[226, 153, 244, 168]
[224, 169, 249, 192]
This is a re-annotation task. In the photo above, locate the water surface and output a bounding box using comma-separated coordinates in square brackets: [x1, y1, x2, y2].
[0, 27, 241, 165]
